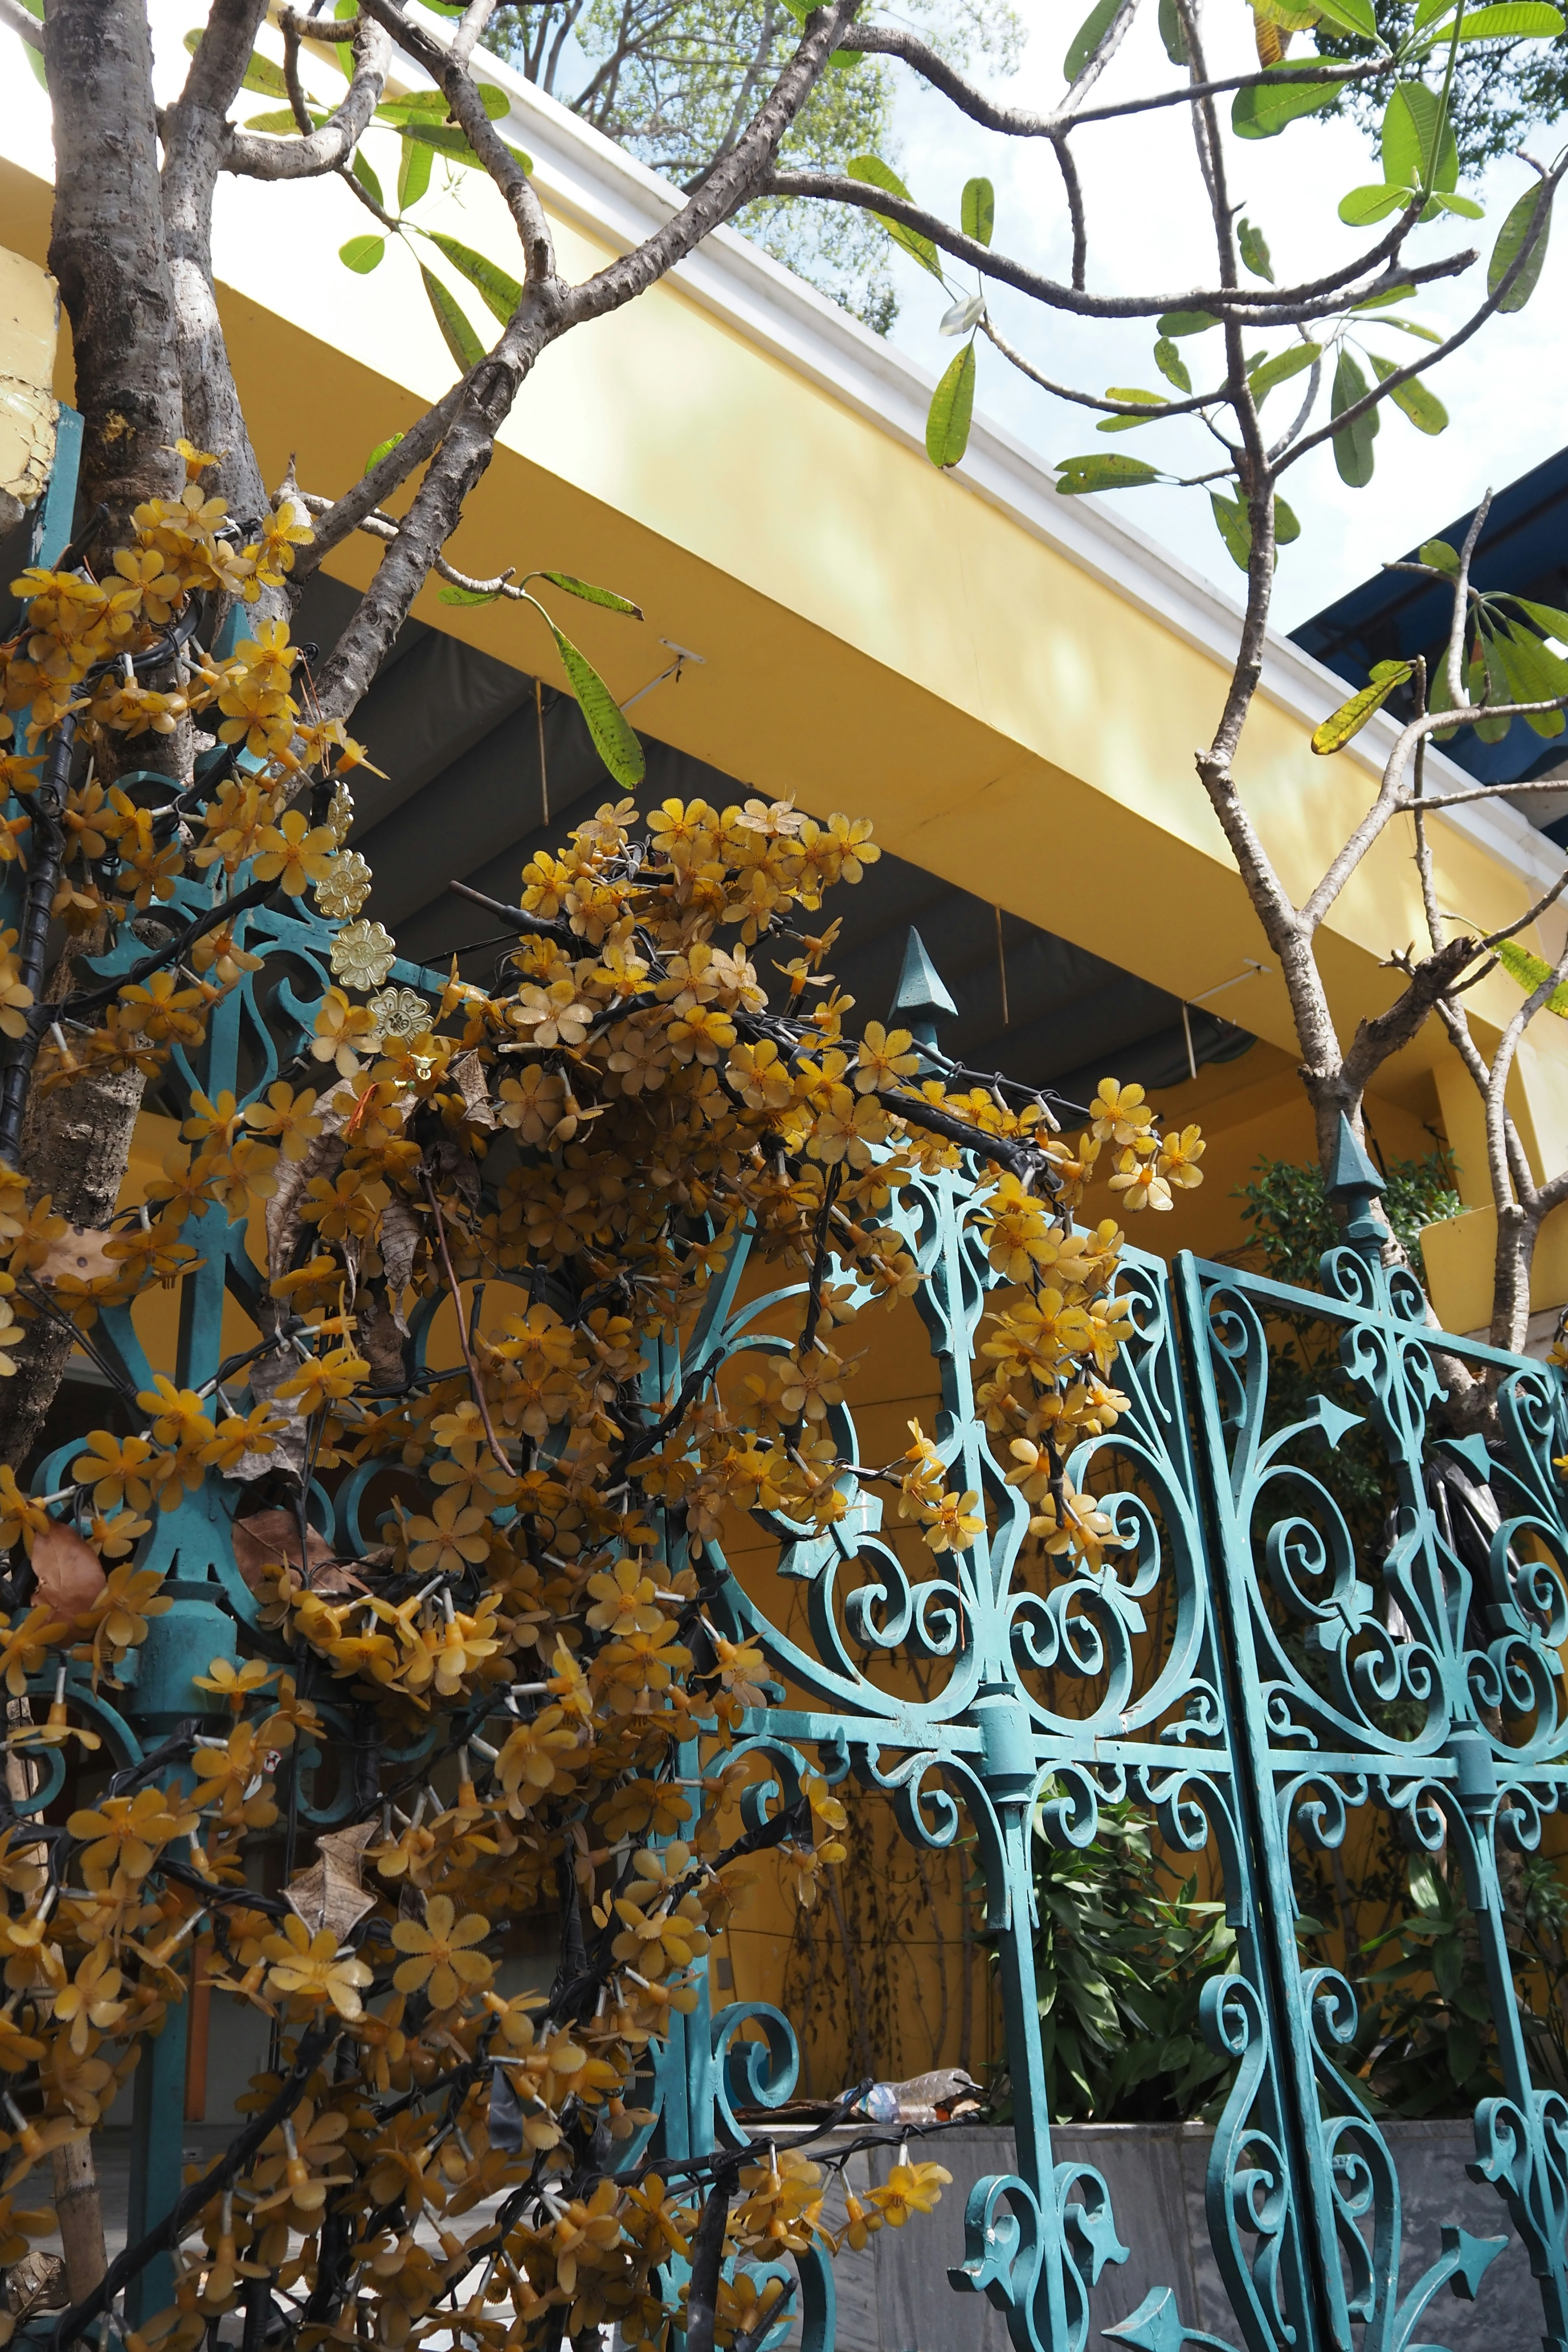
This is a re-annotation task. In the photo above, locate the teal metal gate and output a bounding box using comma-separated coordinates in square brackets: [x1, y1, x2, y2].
[9, 427, 1568, 2352]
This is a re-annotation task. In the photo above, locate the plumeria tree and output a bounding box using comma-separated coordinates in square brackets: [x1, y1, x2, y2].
[746, 0, 1568, 1354]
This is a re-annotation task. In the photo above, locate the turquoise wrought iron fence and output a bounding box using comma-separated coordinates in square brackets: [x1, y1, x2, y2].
[8, 426, 1568, 2352]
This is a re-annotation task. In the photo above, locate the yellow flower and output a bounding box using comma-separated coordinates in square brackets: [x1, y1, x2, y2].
[870, 2159, 951, 2227]
[254, 810, 338, 898]
[67, 1786, 197, 1883]
[854, 1021, 920, 1093]
[263, 1915, 372, 2017]
[390, 1894, 493, 2009]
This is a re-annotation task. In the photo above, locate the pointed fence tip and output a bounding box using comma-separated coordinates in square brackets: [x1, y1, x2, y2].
[892, 927, 958, 1031]
[1325, 1113, 1383, 1202]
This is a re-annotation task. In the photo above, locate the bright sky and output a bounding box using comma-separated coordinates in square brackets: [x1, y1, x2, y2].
[871, 6, 1568, 631]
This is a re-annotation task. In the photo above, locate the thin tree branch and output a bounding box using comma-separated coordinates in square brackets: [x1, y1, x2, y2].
[224, 9, 390, 178]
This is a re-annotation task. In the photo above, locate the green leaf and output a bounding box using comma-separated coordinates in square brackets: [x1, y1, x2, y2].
[1064, 0, 1124, 80]
[398, 131, 434, 212]
[1158, 0, 1190, 59]
[1381, 81, 1459, 192]
[1497, 939, 1568, 1013]
[1275, 495, 1301, 544]
[927, 343, 977, 468]
[1489, 183, 1553, 310]
[1369, 352, 1448, 432]
[1421, 539, 1461, 574]
[1512, 598, 1568, 641]
[423, 231, 521, 325]
[961, 176, 995, 247]
[1311, 660, 1413, 752]
[1248, 340, 1321, 404]
[1331, 349, 1378, 487]
[1153, 338, 1192, 393]
[1233, 64, 1345, 136]
[846, 154, 943, 278]
[474, 82, 512, 117]
[1352, 282, 1418, 307]
[547, 624, 646, 788]
[340, 234, 386, 274]
[1339, 183, 1420, 225]
[419, 264, 486, 372]
[1458, 2, 1564, 30]
[1424, 187, 1485, 216]
[364, 432, 405, 477]
[333, 0, 356, 83]
[1494, 621, 1568, 733]
[376, 90, 449, 119]
[185, 32, 297, 98]
[1158, 308, 1219, 336]
[1371, 312, 1443, 342]
[1238, 218, 1275, 281]
[537, 572, 644, 618]
[400, 119, 488, 169]
[352, 149, 385, 209]
[1054, 454, 1162, 493]
[1210, 492, 1253, 572]
[1312, 0, 1379, 29]
[244, 108, 305, 133]
[439, 583, 501, 606]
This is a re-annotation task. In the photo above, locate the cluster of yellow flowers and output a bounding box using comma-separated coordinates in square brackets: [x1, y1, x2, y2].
[0, 509, 1205, 2352]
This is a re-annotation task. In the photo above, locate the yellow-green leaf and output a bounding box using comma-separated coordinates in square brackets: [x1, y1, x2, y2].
[927, 343, 977, 468]
[847, 155, 942, 278]
[420, 265, 485, 372]
[547, 625, 645, 789]
[538, 573, 644, 618]
[1497, 938, 1568, 1014]
[1311, 659, 1412, 753]
[422, 232, 521, 325]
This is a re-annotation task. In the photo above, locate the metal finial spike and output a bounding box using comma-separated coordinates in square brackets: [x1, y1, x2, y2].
[1325, 1114, 1383, 1202]
[892, 927, 958, 1050]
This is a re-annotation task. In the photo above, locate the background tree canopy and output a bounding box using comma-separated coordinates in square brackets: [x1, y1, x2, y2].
[483, 0, 1022, 330]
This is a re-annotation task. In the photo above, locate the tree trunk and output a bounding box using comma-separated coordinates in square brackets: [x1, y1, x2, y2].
[45, 0, 185, 530]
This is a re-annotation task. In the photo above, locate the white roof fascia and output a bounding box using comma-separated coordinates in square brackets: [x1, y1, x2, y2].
[410, 12, 1566, 900]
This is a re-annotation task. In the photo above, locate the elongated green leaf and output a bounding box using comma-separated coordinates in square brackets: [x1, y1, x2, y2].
[1414, 0, 1455, 26]
[185, 31, 296, 98]
[376, 91, 448, 119]
[1158, 308, 1219, 337]
[398, 131, 433, 211]
[1340, 182, 1418, 225]
[333, 0, 356, 83]
[1313, 0, 1379, 30]
[1331, 349, 1378, 487]
[1512, 598, 1568, 641]
[420, 265, 485, 371]
[1421, 539, 1461, 574]
[1154, 337, 1192, 393]
[1458, 2, 1564, 31]
[1425, 187, 1485, 216]
[1210, 492, 1252, 572]
[1054, 454, 1162, 493]
[846, 154, 942, 278]
[1233, 64, 1345, 136]
[1064, 0, 1123, 80]
[352, 149, 385, 209]
[927, 343, 977, 468]
[1352, 283, 1417, 307]
[538, 572, 644, 617]
[364, 432, 405, 477]
[1369, 352, 1448, 432]
[1312, 659, 1413, 753]
[1489, 183, 1553, 310]
[1497, 939, 1568, 1014]
[1238, 218, 1274, 281]
[439, 583, 501, 606]
[474, 83, 512, 117]
[1494, 621, 1568, 733]
[961, 176, 995, 247]
[1275, 495, 1301, 544]
[423, 232, 521, 325]
[245, 107, 305, 132]
[1371, 312, 1442, 342]
[1248, 340, 1321, 404]
[548, 624, 645, 788]
[1158, 0, 1189, 60]
[1381, 81, 1459, 191]
[340, 234, 385, 274]
[401, 120, 486, 168]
